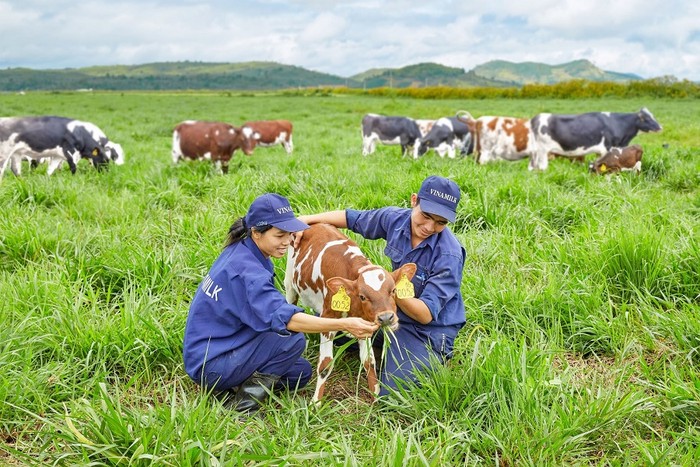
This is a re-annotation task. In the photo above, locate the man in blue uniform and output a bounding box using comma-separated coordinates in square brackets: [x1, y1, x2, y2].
[184, 193, 379, 413]
[296, 176, 466, 394]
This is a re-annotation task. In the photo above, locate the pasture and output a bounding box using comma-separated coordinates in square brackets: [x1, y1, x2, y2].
[1, 90, 699, 465]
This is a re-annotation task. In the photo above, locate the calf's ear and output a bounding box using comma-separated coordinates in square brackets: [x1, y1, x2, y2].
[392, 263, 417, 282]
[326, 277, 356, 295]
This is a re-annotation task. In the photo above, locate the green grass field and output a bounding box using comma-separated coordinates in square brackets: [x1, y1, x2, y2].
[1, 91, 699, 465]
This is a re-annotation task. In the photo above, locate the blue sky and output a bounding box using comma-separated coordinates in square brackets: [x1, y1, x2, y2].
[1, 0, 698, 81]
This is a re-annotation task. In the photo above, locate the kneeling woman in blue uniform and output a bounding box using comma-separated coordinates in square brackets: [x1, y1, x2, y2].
[183, 193, 379, 413]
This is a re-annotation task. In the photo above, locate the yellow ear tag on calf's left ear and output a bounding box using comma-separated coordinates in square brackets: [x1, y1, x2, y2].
[396, 274, 415, 299]
[600, 164, 607, 173]
[331, 286, 351, 313]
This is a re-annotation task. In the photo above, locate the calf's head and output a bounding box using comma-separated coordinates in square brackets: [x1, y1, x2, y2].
[325, 263, 417, 330]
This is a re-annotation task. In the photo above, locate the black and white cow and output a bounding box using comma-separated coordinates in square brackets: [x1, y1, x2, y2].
[529, 108, 662, 171]
[28, 121, 125, 173]
[0, 116, 110, 178]
[361, 114, 422, 157]
[415, 116, 473, 159]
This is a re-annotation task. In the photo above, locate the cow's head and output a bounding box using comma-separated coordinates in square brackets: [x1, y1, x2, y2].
[239, 126, 259, 156]
[106, 142, 125, 165]
[416, 138, 432, 157]
[637, 108, 662, 133]
[325, 263, 417, 330]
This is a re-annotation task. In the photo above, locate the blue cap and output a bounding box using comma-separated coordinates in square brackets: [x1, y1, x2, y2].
[244, 193, 310, 233]
[417, 176, 460, 222]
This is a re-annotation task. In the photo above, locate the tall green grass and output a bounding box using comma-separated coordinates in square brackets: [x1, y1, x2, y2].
[1, 91, 699, 464]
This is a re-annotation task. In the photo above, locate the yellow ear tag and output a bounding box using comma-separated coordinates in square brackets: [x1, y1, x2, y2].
[395, 274, 415, 299]
[600, 163, 607, 173]
[331, 286, 351, 313]
[92, 148, 98, 157]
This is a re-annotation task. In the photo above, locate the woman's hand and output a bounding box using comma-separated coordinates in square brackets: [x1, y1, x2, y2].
[341, 317, 380, 339]
[292, 229, 305, 249]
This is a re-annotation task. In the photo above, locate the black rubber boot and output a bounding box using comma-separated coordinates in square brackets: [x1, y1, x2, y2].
[229, 372, 280, 413]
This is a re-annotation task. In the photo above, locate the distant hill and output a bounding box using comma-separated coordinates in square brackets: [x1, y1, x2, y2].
[0, 61, 352, 92]
[472, 59, 641, 85]
[349, 62, 510, 88]
[0, 59, 643, 92]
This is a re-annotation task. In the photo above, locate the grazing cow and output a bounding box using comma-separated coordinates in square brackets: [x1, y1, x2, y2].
[284, 223, 417, 403]
[529, 108, 662, 171]
[457, 112, 533, 164]
[361, 114, 422, 157]
[172, 120, 254, 174]
[589, 144, 644, 175]
[0, 116, 109, 178]
[416, 116, 472, 159]
[30, 121, 125, 173]
[242, 119, 293, 154]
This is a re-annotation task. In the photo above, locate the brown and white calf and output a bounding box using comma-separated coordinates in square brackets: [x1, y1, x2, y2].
[242, 120, 293, 154]
[457, 111, 533, 164]
[172, 120, 255, 174]
[589, 144, 644, 175]
[284, 223, 416, 403]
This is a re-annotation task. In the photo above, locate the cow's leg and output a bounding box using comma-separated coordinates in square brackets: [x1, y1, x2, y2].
[529, 150, 549, 171]
[284, 136, 293, 154]
[9, 155, 22, 176]
[359, 337, 379, 398]
[0, 156, 12, 179]
[362, 135, 373, 156]
[447, 144, 456, 159]
[63, 148, 79, 174]
[313, 331, 336, 403]
[46, 157, 64, 176]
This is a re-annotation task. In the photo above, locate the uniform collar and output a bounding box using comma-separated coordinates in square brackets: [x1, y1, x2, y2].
[242, 236, 275, 275]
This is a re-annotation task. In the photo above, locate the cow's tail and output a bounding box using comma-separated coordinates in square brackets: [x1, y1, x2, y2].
[455, 110, 474, 123]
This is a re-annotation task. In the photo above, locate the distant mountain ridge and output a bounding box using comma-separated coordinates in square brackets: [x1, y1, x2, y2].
[471, 59, 641, 85]
[0, 59, 643, 91]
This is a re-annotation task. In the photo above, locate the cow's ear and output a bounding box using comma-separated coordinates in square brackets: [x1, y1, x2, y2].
[392, 263, 417, 282]
[254, 132, 261, 140]
[326, 277, 355, 295]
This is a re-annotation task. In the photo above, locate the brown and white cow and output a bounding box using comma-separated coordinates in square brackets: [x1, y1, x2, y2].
[589, 144, 644, 175]
[457, 111, 533, 164]
[284, 223, 416, 403]
[172, 120, 254, 173]
[242, 120, 293, 154]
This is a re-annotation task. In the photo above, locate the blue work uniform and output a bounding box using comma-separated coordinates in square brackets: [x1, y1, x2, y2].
[183, 236, 312, 393]
[346, 207, 466, 395]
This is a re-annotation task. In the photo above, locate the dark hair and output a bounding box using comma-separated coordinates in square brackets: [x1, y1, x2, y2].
[225, 217, 273, 248]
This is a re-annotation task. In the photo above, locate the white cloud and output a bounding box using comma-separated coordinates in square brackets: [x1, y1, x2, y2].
[0, 0, 697, 80]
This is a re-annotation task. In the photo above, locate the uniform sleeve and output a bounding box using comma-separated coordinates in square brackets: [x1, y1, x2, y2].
[235, 274, 303, 335]
[419, 250, 464, 321]
[346, 207, 396, 240]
